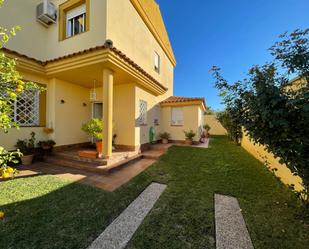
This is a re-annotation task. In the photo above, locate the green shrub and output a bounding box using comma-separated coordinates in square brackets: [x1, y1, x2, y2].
[82, 118, 103, 140]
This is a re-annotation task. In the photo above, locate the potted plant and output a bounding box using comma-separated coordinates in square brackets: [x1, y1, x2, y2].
[203, 124, 211, 138]
[184, 129, 196, 145]
[82, 118, 103, 156]
[38, 140, 56, 150]
[15, 132, 36, 165]
[159, 132, 171, 144]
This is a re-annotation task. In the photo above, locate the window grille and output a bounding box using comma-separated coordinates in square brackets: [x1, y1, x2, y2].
[139, 100, 147, 126]
[15, 90, 40, 126]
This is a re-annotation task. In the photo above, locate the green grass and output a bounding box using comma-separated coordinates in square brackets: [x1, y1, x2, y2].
[0, 136, 308, 249]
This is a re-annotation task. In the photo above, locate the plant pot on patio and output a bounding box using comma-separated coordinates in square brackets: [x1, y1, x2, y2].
[96, 140, 103, 158]
[21, 154, 34, 165]
[159, 132, 171, 144]
[184, 130, 196, 146]
[15, 132, 36, 166]
[185, 138, 193, 145]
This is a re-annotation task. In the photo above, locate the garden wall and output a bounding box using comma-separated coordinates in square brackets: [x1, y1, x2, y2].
[241, 133, 303, 191]
[204, 115, 227, 135]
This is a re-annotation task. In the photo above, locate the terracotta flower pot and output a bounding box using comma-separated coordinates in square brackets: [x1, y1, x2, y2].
[21, 154, 34, 165]
[42, 145, 52, 150]
[96, 141, 103, 157]
[162, 138, 169, 144]
[185, 139, 193, 145]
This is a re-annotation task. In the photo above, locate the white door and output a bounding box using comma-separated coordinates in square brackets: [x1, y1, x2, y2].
[92, 102, 103, 119]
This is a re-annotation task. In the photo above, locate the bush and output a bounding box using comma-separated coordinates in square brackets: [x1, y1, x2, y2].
[15, 132, 36, 155]
[184, 130, 196, 140]
[212, 29, 309, 202]
[159, 132, 171, 140]
[82, 118, 103, 140]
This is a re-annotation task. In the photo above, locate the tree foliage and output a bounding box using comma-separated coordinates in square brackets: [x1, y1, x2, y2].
[0, 0, 41, 178]
[212, 29, 309, 198]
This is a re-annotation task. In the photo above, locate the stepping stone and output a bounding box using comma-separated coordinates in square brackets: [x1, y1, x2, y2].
[88, 182, 167, 249]
[215, 194, 254, 249]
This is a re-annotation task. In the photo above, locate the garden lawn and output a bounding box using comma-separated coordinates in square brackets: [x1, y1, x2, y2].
[0, 136, 308, 249]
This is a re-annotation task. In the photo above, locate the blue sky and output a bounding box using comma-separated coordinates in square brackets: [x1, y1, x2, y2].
[156, 0, 309, 110]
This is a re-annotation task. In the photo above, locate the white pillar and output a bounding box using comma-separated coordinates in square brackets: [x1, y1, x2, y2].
[102, 69, 114, 158]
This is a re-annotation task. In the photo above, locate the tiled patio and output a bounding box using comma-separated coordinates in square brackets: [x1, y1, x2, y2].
[16, 143, 172, 192]
[14, 141, 207, 192]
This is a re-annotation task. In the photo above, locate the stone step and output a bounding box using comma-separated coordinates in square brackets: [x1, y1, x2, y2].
[45, 153, 144, 175]
[102, 154, 143, 173]
[45, 157, 107, 174]
[52, 151, 107, 165]
[142, 150, 165, 160]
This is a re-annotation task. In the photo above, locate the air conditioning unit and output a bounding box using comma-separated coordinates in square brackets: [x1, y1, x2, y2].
[36, 0, 57, 27]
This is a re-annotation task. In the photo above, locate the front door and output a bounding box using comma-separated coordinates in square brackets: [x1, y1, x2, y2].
[92, 102, 103, 119]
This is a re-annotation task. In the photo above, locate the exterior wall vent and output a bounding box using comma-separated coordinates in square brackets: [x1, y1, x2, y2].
[36, 0, 57, 27]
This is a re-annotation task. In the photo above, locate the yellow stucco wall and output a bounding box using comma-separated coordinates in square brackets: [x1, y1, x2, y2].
[0, 0, 107, 61]
[161, 105, 200, 142]
[49, 78, 92, 146]
[106, 0, 174, 93]
[241, 133, 303, 191]
[134, 86, 162, 145]
[204, 115, 227, 135]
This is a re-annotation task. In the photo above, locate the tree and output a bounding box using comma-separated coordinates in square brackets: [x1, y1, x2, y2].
[0, 0, 41, 178]
[212, 29, 309, 202]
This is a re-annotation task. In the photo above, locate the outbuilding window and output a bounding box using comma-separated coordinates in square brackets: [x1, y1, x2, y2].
[171, 107, 183, 126]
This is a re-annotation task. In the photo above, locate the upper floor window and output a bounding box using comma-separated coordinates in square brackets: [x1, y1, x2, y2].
[66, 4, 86, 38]
[59, 0, 90, 41]
[154, 52, 160, 73]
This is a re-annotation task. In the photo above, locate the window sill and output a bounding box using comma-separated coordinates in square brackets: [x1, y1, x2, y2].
[171, 124, 183, 127]
[60, 30, 89, 41]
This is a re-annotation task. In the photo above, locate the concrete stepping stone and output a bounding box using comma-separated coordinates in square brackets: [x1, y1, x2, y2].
[88, 182, 167, 249]
[215, 194, 254, 249]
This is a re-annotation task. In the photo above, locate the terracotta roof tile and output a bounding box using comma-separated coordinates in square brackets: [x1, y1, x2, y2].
[1, 46, 168, 91]
[161, 96, 206, 104]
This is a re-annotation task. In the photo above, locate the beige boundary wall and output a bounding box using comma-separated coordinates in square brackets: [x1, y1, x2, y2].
[241, 132, 303, 192]
[204, 115, 227, 135]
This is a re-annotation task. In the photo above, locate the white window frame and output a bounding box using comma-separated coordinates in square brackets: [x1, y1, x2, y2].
[13, 89, 40, 127]
[138, 100, 148, 126]
[154, 52, 160, 73]
[171, 107, 184, 126]
[66, 4, 86, 38]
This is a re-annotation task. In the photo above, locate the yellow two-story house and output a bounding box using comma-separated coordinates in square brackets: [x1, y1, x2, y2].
[0, 0, 206, 158]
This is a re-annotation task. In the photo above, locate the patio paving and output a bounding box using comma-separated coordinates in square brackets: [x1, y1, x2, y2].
[18, 158, 156, 192]
[16, 143, 171, 192]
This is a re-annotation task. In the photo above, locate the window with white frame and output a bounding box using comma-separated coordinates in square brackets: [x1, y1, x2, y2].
[138, 100, 148, 126]
[154, 52, 160, 73]
[171, 107, 183, 126]
[66, 4, 86, 38]
[13, 89, 40, 126]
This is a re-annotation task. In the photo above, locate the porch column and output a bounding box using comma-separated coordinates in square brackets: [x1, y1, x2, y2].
[102, 68, 114, 158]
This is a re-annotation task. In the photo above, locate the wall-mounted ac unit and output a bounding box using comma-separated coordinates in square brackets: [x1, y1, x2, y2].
[36, 0, 57, 27]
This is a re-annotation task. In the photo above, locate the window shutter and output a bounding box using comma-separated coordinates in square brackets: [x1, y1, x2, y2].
[171, 107, 183, 126]
[39, 90, 47, 127]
